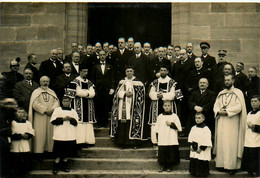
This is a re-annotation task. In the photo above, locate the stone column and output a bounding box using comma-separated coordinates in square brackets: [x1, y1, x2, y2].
[64, 3, 88, 55]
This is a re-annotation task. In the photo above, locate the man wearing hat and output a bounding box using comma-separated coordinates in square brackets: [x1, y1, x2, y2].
[211, 50, 228, 90]
[110, 65, 145, 148]
[200, 41, 216, 71]
[2, 59, 24, 97]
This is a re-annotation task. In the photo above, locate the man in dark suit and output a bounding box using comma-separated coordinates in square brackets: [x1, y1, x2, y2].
[151, 47, 171, 79]
[127, 37, 135, 54]
[54, 62, 78, 101]
[186, 42, 197, 61]
[2, 59, 24, 98]
[128, 42, 150, 85]
[70, 52, 81, 75]
[65, 42, 78, 62]
[187, 78, 216, 134]
[13, 68, 39, 112]
[171, 49, 194, 129]
[111, 37, 133, 84]
[200, 41, 216, 71]
[39, 49, 63, 90]
[235, 62, 248, 94]
[57, 48, 65, 65]
[245, 67, 260, 111]
[24, 54, 39, 83]
[185, 57, 211, 95]
[143, 42, 154, 61]
[92, 50, 115, 127]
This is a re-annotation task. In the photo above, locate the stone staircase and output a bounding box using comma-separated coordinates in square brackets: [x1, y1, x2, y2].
[29, 128, 248, 177]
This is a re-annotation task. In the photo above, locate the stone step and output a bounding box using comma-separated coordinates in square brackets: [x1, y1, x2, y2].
[78, 147, 190, 159]
[94, 137, 189, 147]
[94, 128, 110, 137]
[28, 170, 248, 178]
[32, 158, 215, 171]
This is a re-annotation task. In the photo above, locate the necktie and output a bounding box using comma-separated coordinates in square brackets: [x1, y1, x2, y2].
[27, 80, 32, 86]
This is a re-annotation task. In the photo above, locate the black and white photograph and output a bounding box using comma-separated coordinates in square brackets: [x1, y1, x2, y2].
[0, 1, 259, 177]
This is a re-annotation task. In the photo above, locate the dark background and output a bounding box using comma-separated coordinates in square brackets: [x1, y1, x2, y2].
[87, 3, 171, 48]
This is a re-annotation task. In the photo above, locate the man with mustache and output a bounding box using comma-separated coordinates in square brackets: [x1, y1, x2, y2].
[213, 74, 247, 175]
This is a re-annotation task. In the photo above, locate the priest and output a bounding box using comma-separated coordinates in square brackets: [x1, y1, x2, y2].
[110, 66, 145, 148]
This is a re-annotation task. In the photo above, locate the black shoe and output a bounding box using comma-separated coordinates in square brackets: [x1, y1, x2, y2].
[61, 161, 70, 172]
[52, 163, 59, 174]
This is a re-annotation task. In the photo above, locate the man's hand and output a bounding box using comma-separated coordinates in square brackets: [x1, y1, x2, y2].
[64, 116, 71, 121]
[190, 145, 194, 152]
[166, 121, 171, 126]
[22, 134, 29, 139]
[194, 106, 203, 112]
[45, 109, 54, 116]
[218, 109, 227, 116]
[196, 148, 202, 154]
[157, 91, 163, 99]
[109, 89, 115, 95]
[247, 121, 254, 129]
[125, 91, 133, 97]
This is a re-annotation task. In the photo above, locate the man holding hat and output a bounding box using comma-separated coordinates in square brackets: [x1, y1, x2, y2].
[2, 58, 24, 97]
[200, 41, 216, 71]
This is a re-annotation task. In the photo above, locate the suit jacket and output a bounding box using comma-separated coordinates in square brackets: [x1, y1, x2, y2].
[171, 58, 194, 92]
[111, 48, 133, 83]
[24, 63, 40, 83]
[13, 80, 39, 111]
[185, 66, 211, 93]
[2, 71, 24, 97]
[54, 73, 78, 100]
[128, 53, 150, 84]
[39, 58, 63, 89]
[235, 72, 248, 93]
[70, 62, 80, 75]
[91, 63, 115, 95]
[188, 89, 216, 128]
[151, 57, 171, 77]
[187, 53, 197, 61]
[65, 53, 73, 63]
[201, 54, 216, 70]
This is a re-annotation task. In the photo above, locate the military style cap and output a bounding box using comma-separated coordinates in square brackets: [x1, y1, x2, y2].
[10, 57, 21, 67]
[200, 41, 210, 49]
[218, 50, 227, 56]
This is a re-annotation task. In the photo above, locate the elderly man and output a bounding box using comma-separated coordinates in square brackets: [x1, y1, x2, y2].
[185, 57, 211, 94]
[65, 65, 96, 146]
[39, 49, 63, 89]
[127, 42, 150, 85]
[25, 54, 39, 83]
[110, 66, 145, 148]
[213, 74, 247, 175]
[70, 52, 81, 75]
[57, 48, 64, 65]
[13, 68, 39, 112]
[143, 42, 154, 60]
[127, 37, 135, 53]
[29, 76, 59, 154]
[186, 42, 197, 61]
[187, 78, 215, 135]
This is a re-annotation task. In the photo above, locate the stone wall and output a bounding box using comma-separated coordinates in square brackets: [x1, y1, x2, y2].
[172, 3, 260, 72]
[0, 3, 66, 73]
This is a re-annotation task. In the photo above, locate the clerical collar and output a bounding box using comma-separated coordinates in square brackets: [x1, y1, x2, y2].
[196, 122, 206, 128]
[251, 108, 260, 114]
[196, 66, 203, 71]
[65, 73, 71, 77]
[163, 111, 172, 115]
[203, 54, 208, 58]
[14, 118, 26, 123]
[61, 106, 71, 110]
[158, 75, 171, 83]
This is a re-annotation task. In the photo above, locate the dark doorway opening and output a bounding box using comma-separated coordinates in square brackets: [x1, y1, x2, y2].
[87, 3, 172, 49]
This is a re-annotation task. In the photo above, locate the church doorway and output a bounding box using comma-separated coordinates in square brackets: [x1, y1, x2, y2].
[87, 3, 172, 48]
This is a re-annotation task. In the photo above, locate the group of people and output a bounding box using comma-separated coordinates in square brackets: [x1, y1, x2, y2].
[0, 36, 259, 177]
